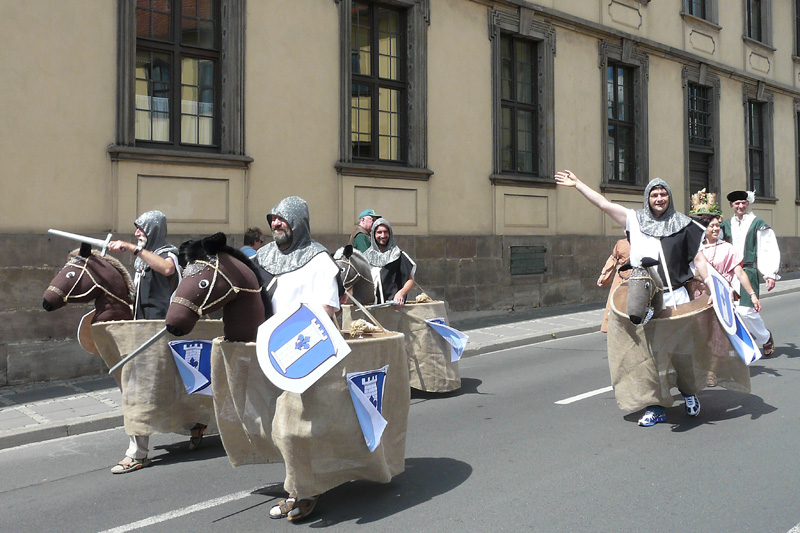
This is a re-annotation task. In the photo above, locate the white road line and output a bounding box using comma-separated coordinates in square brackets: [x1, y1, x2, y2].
[99, 488, 259, 532]
[555, 386, 613, 405]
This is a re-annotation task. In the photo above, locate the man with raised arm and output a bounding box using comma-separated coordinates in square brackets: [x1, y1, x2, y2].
[555, 170, 710, 427]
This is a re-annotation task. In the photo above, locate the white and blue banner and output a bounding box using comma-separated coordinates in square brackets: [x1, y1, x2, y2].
[168, 340, 213, 395]
[347, 366, 388, 452]
[705, 264, 761, 365]
[257, 302, 351, 394]
[425, 318, 469, 362]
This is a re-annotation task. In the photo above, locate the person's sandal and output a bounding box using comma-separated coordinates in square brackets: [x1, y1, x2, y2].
[188, 423, 207, 451]
[706, 371, 718, 387]
[762, 332, 775, 357]
[287, 496, 319, 522]
[111, 456, 151, 474]
[269, 497, 296, 519]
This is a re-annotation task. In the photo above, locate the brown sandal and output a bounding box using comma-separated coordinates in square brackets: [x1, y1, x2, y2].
[188, 423, 207, 451]
[287, 495, 319, 522]
[763, 332, 775, 357]
[269, 497, 296, 519]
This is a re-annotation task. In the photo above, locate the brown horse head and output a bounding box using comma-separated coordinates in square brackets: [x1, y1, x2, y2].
[166, 232, 271, 342]
[43, 243, 134, 322]
[333, 245, 375, 305]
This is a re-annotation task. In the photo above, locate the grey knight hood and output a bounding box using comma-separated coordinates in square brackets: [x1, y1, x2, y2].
[134, 210, 178, 272]
[256, 196, 327, 275]
[635, 178, 693, 238]
[364, 218, 401, 267]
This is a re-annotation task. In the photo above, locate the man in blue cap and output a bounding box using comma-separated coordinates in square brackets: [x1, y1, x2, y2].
[349, 208, 380, 252]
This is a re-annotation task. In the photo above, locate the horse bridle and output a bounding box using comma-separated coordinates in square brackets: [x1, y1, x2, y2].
[171, 255, 261, 316]
[337, 255, 371, 289]
[627, 268, 663, 303]
[47, 256, 130, 306]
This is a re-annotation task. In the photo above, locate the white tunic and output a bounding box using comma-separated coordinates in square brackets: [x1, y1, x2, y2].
[269, 252, 340, 317]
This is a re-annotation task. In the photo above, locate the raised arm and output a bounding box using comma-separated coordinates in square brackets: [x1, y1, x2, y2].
[554, 170, 628, 227]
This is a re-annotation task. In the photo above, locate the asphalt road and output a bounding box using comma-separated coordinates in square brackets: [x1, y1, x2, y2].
[1, 292, 799, 532]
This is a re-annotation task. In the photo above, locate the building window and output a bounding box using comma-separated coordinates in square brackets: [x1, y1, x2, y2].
[683, 66, 720, 211]
[747, 101, 766, 196]
[337, 0, 429, 175]
[607, 64, 635, 184]
[745, 0, 772, 46]
[350, 2, 406, 163]
[500, 35, 538, 174]
[599, 40, 649, 189]
[796, 105, 800, 201]
[489, 9, 556, 185]
[686, 0, 706, 19]
[115, 0, 246, 156]
[743, 84, 774, 199]
[794, 0, 800, 55]
[135, 0, 219, 149]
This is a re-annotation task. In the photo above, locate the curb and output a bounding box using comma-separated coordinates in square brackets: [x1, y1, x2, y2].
[462, 324, 602, 358]
[0, 413, 124, 450]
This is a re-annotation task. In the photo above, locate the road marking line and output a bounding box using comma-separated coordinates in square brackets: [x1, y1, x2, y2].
[555, 386, 613, 405]
[99, 488, 258, 532]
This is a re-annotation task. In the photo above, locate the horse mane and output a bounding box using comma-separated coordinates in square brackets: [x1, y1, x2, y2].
[68, 248, 135, 298]
[180, 232, 267, 286]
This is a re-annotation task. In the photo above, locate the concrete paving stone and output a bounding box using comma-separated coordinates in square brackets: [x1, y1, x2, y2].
[0, 407, 34, 422]
[0, 412, 37, 430]
[74, 376, 118, 392]
[2, 386, 75, 405]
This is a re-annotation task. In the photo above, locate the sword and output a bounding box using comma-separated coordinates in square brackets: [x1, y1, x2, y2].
[107, 327, 168, 374]
[48, 228, 113, 257]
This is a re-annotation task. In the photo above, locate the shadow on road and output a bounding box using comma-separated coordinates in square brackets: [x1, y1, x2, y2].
[259, 456, 473, 527]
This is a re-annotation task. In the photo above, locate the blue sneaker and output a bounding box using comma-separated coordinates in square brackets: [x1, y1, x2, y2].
[683, 394, 700, 416]
[638, 410, 667, 427]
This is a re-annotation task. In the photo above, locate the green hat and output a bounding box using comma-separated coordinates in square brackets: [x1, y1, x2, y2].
[358, 208, 380, 219]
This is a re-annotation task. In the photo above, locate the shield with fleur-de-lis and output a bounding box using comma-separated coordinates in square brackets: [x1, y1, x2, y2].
[257, 302, 351, 393]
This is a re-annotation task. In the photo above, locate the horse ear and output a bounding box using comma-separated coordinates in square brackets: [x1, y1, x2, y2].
[79, 243, 92, 258]
[641, 257, 660, 268]
[618, 262, 633, 272]
[344, 244, 354, 258]
[202, 232, 227, 254]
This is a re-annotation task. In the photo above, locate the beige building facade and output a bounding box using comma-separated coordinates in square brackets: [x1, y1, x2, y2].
[2, 0, 799, 385]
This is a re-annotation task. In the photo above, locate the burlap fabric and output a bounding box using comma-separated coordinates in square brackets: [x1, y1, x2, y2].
[92, 319, 223, 436]
[210, 338, 283, 466]
[608, 284, 750, 412]
[341, 301, 461, 393]
[211, 331, 409, 499]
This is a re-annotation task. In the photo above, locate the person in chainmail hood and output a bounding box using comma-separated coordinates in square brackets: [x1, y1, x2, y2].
[255, 197, 340, 522]
[363, 218, 416, 304]
[555, 170, 711, 427]
[108, 210, 185, 473]
[256, 196, 340, 319]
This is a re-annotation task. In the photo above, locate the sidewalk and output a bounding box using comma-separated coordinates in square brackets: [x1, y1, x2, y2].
[3, 273, 800, 450]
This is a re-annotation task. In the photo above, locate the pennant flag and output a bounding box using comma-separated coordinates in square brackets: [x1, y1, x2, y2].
[169, 340, 213, 395]
[425, 318, 469, 362]
[257, 302, 351, 393]
[347, 366, 389, 452]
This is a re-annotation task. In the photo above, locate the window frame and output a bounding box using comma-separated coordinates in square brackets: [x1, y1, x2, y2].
[742, 83, 775, 201]
[599, 39, 649, 192]
[795, 99, 800, 203]
[681, 0, 719, 25]
[743, 0, 773, 47]
[488, 7, 556, 187]
[682, 65, 721, 212]
[335, 0, 431, 181]
[113, 0, 247, 158]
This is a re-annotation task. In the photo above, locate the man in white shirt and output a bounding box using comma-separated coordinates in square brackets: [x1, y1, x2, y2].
[720, 190, 780, 356]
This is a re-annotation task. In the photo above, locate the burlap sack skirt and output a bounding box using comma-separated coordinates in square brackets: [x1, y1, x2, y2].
[608, 285, 750, 413]
[92, 319, 223, 437]
[341, 301, 461, 393]
[211, 330, 409, 499]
